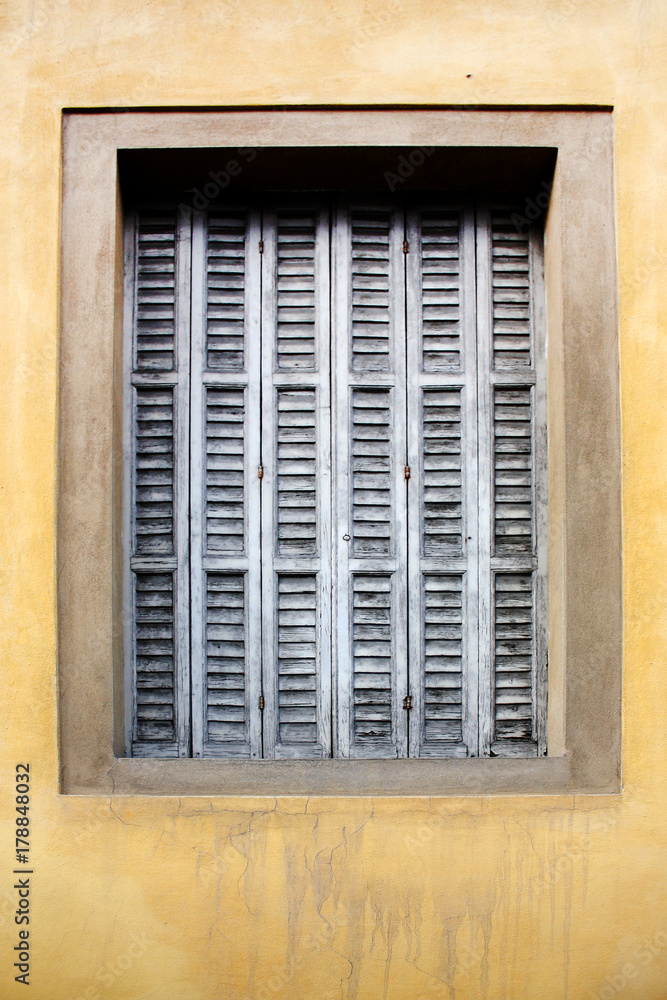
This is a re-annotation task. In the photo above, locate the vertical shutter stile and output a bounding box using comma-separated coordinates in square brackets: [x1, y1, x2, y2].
[261, 201, 332, 759]
[406, 201, 478, 757]
[190, 207, 262, 758]
[123, 207, 191, 756]
[333, 200, 408, 758]
[476, 204, 548, 757]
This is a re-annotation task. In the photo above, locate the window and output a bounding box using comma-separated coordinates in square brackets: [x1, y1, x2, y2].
[123, 195, 547, 761]
[58, 109, 621, 795]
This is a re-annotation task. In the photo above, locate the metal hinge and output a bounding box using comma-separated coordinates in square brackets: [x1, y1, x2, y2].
[402, 240, 409, 254]
[404, 465, 411, 480]
[258, 465, 263, 479]
[259, 695, 265, 711]
[259, 240, 264, 254]
[403, 695, 412, 711]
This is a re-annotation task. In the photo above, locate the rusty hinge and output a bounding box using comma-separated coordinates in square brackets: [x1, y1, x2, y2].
[259, 240, 264, 254]
[258, 465, 263, 479]
[259, 695, 265, 711]
[402, 240, 409, 254]
[403, 695, 412, 711]
[404, 465, 411, 480]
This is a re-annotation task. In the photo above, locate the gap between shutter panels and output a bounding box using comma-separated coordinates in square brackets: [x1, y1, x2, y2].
[127, 199, 546, 760]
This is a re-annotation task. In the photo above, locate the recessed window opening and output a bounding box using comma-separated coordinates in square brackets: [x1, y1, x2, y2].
[122, 180, 549, 761]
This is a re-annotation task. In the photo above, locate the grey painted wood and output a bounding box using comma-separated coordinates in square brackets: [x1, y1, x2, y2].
[122, 193, 548, 763]
[124, 208, 191, 757]
[476, 206, 494, 758]
[172, 207, 193, 758]
[190, 208, 263, 759]
[477, 204, 547, 757]
[406, 202, 478, 758]
[261, 200, 332, 759]
[333, 199, 408, 758]
[531, 225, 549, 758]
[122, 211, 136, 758]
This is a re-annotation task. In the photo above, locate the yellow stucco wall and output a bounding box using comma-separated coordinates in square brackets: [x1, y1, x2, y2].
[1, 1, 666, 997]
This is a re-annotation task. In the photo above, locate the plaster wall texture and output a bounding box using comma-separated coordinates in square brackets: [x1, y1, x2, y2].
[0, 1, 665, 998]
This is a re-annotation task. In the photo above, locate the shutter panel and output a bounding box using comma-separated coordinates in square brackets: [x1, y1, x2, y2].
[123, 209, 191, 756]
[477, 205, 548, 757]
[190, 208, 262, 758]
[406, 203, 478, 757]
[333, 201, 408, 758]
[261, 202, 332, 759]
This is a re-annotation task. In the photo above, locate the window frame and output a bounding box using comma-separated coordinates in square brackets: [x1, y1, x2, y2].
[58, 107, 622, 795]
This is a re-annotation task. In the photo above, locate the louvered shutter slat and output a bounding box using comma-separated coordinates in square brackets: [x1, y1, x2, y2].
[351, 211, 392, 371]
[494, 387, 534, 553]
[494, 572, 534, 741]
[133, 387, 175, 555]
[205, 387, 246, 553]
[277, 388, 318, 554]
[421, 573, 465, 746]
[276, 212, 317, 370]
[190, 209, 262, 759]
[132, 571, 176, 749]
[206, 213, 247, 371]
[419, 211, 463, 371]
[491, 216, 532, 369]
[352, 574, 395, 746]
[124, 209, 191, 757]
[205, 572, 249, 745]
[262, 203, 332, 759]
[276, 574, 320, 746]
[134, 214, 177, 371]
[406, 203, 477, 758]
[422, 388, 463, 554]
[351, 388, 393, 556]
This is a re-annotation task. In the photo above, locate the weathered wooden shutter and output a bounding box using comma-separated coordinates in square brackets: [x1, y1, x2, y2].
[124, 194, 548, 763]
[405, 202, 478, 757]
[476, 204, 548, 757]
[261, 201, 332, 758]
[189, 208, 263, 758]
[333, 200, 408, 758]
[123, 208, 191, 756]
